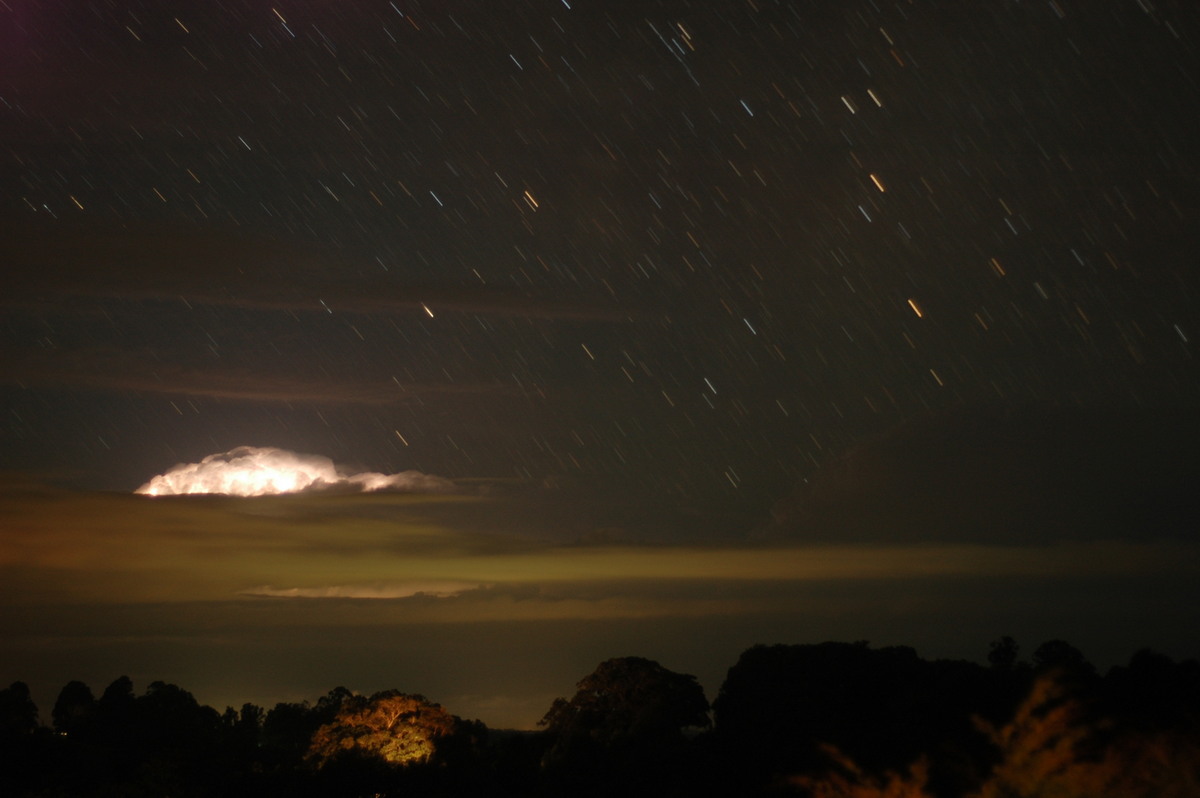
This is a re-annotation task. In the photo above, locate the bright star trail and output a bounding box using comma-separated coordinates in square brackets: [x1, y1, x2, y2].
[1, 0, 1198, 730]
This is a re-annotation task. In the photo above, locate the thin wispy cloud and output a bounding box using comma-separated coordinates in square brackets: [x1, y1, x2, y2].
[1, 221, 636, 322]
[4, 344, 525, 405]
[5, 473, 1198, 611]
[243, 580, 487, 599]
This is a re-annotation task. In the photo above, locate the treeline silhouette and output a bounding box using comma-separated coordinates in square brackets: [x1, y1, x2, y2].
[2, 639, 1198, 797]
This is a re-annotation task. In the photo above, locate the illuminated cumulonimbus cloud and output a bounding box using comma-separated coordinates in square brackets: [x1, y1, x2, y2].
[135, 446, 455, 497]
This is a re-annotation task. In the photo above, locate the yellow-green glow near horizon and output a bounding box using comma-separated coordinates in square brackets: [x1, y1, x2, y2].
[3, 480, 1197, 614]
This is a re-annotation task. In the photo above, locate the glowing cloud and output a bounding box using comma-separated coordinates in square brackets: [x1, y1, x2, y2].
[135, 446, 456, 497]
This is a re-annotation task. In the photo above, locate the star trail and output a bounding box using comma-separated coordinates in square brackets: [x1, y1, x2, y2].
[2, 0, 1198, 728]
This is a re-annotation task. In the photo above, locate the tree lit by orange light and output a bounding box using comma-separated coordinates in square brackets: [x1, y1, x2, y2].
[307, 691, 459, 767]
[794, 674, 1200, 798]
[972, 675, 1200, 798]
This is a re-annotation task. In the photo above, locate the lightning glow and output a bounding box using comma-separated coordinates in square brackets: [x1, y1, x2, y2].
[135, 446, 455, 497]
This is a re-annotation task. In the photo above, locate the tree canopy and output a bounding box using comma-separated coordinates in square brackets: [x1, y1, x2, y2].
[307, 690, 464, 767]
[3, 640, 1200, 797]
[540, 656, 710, 749]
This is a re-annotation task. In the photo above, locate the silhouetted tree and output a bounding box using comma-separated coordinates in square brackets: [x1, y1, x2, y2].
[540, 656, 710, 796]
[52, 680, 96, 736]
[72, 680, 224, 795]
[713, 642, 999, 795]
[138, 680, 222, 751]
[1101, 649, 1200, 734]
[0, 681, 39, 739]
[541, 656, 709, 750]
[316, 685, 355, 717]
[100, 674, 135, 705]
[1032, 640, 1092, 674]
[987, 636, 1020, 671]
[263, 699, 320, 764]
[2, 641, 1193, 798]
[0, 682, 47, 798]
[85, 675, 138, 757]
[216, 701, 265, 780]
[234, 701, 264, 741]
[1032, 640, 1097, 695]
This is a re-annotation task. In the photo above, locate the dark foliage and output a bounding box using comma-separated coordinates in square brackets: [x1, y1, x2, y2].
[538, 656, 711, 797]
[2, 640, 1198, 797]
[0, 682, 39, 740]
[712, 642, 1009, 796]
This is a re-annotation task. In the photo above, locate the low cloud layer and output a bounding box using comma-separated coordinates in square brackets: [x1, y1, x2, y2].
[1, 219, 637, 322]
[243, 581, 486, 599]
[6, 472, 1200, 730]
[135, 446, 456, 497]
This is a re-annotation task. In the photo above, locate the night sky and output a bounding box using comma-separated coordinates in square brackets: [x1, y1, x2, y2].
[3, 0, 1199, 729]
